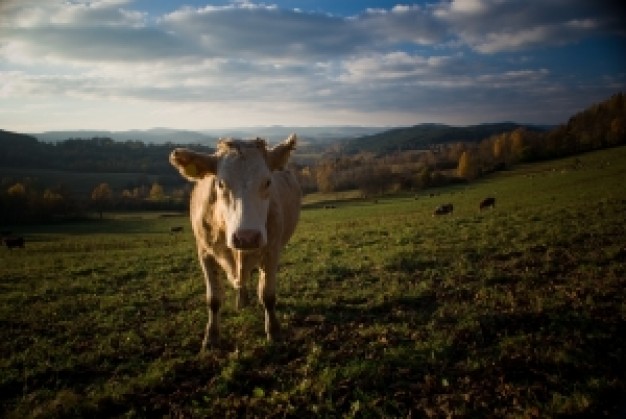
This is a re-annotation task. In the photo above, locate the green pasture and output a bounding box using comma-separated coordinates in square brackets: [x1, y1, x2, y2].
[1, 147, 625, 417]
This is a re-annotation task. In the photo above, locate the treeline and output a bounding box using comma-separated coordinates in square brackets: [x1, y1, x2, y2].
[299, 92, 626, 195]
[456, 92, 626, 178]
[339, 122, 547, 155]
[1, 177, 191, 224]
[0, 135, 211, 223]
[0, 133, 213, 173]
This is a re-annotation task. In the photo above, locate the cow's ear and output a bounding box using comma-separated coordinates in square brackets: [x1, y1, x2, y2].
[268, 133, 297, 171]
[169, 148, 217, 181]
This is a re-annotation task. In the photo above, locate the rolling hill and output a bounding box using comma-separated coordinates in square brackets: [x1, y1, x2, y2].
[340, 122, 549, 154]
[32, 126, 386, 145]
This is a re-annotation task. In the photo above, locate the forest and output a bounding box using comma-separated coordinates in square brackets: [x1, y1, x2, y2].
[306, 92, 626, 194]
[0, 91, 624, 224]
[337, 122, 546, 155]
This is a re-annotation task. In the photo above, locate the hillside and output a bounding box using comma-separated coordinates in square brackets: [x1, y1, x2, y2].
[33, 126, 385, 145]
[0, 133, 213, 175]
[34, 128, 218, 145]
[340, 122, 548, 154]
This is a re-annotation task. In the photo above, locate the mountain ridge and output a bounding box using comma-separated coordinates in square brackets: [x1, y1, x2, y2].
[30, 126, 387, 144]
[340, 122, 550, 154]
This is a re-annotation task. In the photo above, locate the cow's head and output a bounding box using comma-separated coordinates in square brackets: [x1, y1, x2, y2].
[170, 134, 297, 250]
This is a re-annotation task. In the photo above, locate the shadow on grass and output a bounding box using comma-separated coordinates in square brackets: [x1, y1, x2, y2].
[444, 305, 626, 416]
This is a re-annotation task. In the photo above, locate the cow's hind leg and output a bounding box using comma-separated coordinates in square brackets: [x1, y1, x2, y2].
[198, 252, 222, 350]
[258, 264, 281, 342]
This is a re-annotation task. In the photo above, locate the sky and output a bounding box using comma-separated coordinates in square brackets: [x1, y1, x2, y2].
[0, 0, 625, 133]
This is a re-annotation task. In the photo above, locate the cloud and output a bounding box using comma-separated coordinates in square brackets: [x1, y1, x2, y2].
[338, 52, 459, 83]
[1, 0, 145, 28]
[435, 0, 624, 53]
[0, 0, 624, 131]
[1, 1, 447, 65]
[4, 26, 190, 64]
[160, 4, 373, 61]
[3, 1, 620, 67]
[356, 5, 446, 46]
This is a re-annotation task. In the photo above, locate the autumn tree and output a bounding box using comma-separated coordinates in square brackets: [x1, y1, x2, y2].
[149, 182, 164, 201]
[415, 166, 432, 189]
[447, 143, 467, 167]
[7, 182, 26, 197]
[4, 182, 28, 222]
[295, 166, 317, 194]
[91, 182, 112, 219]
[509, 128, 529, 163]
[492, 134, 508, 166]
[608, 116, 625, 145]
[43, 189, 63, 208]
[356, 165, 392, 197]
[316, 161, 337, 193]
[457, 150, 479, 180]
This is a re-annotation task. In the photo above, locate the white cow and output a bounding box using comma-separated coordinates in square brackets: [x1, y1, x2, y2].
[169, 135, 301, 348]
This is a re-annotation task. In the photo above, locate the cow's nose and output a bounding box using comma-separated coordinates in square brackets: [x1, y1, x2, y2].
[233, 229, 262, 249]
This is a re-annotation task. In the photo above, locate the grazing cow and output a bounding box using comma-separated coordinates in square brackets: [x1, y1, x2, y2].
[170, 226, 184, 234]
[170, 134, 301, 348]
[479, 197, 496, 210]
[4, 236, 25, 249]
[433, 203, 454, 216]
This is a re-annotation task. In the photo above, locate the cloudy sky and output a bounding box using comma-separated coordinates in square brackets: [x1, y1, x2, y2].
[1, 0, 624, 132]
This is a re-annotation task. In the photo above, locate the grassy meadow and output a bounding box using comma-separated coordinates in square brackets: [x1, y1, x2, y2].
[1, 146, 625, 417]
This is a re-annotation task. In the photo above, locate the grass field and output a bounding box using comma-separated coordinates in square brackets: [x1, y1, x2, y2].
[1, 147, 625, 417]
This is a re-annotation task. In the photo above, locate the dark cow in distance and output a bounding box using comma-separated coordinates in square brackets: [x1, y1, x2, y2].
[433, 203, 454, 216]
[480, 197, 496, 210]
[170, 226, 184, 234]
[4, 237, 25, 249]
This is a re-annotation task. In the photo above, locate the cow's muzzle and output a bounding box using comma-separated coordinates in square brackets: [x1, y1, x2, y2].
[232, 229, 262, 250]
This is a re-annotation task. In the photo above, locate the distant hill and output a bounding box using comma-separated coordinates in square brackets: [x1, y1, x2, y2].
[0, 129, 48, 168]
[212, 126, 386, 143]
[0, 133, 213, 175]
[0, 129, 39, 145]
[33, 128, 218, 145]
[340, 122, 549, 154]
[33, 126, 386, 145]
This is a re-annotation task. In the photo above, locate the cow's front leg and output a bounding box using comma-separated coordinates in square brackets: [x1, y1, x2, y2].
[198, 252, 222, 350]
[235, 250, 250, 310]
[259, 262, 281, 342]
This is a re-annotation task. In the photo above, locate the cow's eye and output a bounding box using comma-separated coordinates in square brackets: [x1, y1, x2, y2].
[263, 179, 272, 189]
[217, 179, 225, 189]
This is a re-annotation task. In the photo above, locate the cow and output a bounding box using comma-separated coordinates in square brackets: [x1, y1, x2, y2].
[433, 203, 454, 216]
[479, 197, 496, 210]
[169, 134, 301, 349]
[4, 236, 25, 249]
[170, 226, 184, 234]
